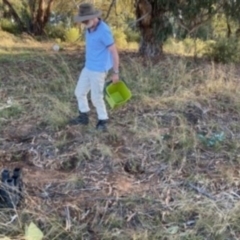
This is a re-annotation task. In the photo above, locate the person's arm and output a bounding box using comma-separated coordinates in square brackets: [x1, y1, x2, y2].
[101, 25, 120, 83]
[108, 43, 119, 76]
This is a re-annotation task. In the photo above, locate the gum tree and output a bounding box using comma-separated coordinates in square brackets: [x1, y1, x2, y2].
[2, 0, 54, 35]
[134, 0, 222, 57]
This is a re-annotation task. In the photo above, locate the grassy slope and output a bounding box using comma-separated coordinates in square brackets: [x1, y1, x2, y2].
[1, 32, 240, 239]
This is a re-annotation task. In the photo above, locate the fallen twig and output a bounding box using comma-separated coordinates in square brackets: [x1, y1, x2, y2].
[65, 206, 71, 231]
[187, 182, 216, 201]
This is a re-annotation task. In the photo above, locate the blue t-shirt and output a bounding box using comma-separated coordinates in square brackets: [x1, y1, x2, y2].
[85, 20, 114, 72]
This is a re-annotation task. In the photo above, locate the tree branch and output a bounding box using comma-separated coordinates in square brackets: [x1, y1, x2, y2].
[177, 16, 212, 35]
[128, 11, 150, 27]
[2, 0, 26, 30]
[226, 15, 231, 38]
[104, 0, 116, 21]
[177, 3, 224, 35]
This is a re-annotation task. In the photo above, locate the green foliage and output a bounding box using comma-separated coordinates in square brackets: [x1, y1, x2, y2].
[64, 27, 80, 43]
[164, 37, 212, 57]
[2, 0, 240, 57]
[205, 37, 240, 63]
[45, 24, 83, 42]
[112, 27, 128, 48]
[97, 0, 134, 29]
[194, 23, 212, 40]
[124, 28, 140, 42]
[0, 104, 23, 119]
[183, 37, 209, 56]
[45, 24, 66, 41]
[211, 13, 239, 40]
[153, 16, 173, 43]
[0, 18, 20, 34]
[223, 0, 240, 22]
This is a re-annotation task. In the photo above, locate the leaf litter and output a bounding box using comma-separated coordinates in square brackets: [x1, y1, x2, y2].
[1, 40, 240, 238]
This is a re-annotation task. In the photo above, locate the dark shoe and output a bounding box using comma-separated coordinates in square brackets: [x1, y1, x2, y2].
[69, 112, 89, 125]
[96, 120, 108, 131]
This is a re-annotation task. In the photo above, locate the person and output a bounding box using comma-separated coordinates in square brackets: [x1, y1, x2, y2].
[70, 3, 120, 131]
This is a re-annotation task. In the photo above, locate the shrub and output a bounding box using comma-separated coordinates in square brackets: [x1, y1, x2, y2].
[112, 28, 128, 48]
[45, 24, 66, 41]
[64, 27, 81, 43]
[183, 37, 209, 56]
[164, 37, 211, 57]
[205, 37, 240, 63]
[194, 24, 212, 40]
[1, 18, 20, 34]
[124, 28, 140, 42]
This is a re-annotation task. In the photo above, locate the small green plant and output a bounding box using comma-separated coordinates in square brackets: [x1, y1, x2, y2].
[64, 27, 81, 43]
[0, 104, 23, 119]
[112, 27, 128, 48]
[1, 18, 20, 34]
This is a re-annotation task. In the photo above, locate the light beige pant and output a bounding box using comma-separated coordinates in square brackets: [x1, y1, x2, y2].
[75, 67, 108, 120]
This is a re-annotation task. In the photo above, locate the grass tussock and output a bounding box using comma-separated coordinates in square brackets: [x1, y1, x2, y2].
[1, 32, 240, 239]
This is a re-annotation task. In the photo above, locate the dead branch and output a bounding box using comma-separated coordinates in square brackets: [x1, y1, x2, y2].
[65, 206, 71, 231]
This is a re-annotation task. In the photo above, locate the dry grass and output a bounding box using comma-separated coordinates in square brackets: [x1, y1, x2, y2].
[1, 31, 240, 239]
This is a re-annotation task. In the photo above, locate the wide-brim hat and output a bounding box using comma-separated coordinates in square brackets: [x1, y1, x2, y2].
[74, 3, 102, 23]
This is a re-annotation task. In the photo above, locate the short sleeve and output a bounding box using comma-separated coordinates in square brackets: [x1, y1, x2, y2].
[101, 25, 114, 47]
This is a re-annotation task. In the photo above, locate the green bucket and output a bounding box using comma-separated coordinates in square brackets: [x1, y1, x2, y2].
[104, 80, 132, 109]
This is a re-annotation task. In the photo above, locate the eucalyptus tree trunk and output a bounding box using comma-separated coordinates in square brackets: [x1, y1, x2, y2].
[31, 0, 54, 35]
[135, 0, 164, 57]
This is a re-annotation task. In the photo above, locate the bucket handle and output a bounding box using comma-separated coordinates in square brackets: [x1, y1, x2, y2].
[104, 78, 129, 97]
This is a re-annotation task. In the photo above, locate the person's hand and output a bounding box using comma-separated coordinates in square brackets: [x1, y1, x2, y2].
[111, 73, 119, 84]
